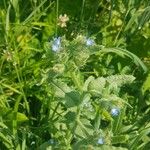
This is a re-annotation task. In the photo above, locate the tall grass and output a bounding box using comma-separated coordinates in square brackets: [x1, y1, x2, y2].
[0, 0, 150, 149]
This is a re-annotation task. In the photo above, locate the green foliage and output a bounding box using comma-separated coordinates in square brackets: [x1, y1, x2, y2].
[0, 0, 150, 149]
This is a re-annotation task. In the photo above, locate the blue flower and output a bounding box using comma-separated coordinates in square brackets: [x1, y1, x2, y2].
[48, 139, 54, 145]
[97, 138, 104, 145]
[111, 108, 120, 116]
[52, 37, 61, 52]
[86, 38, 95, 46]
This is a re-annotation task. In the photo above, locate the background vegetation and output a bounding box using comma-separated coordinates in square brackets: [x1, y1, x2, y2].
[0, 0, 150, 149]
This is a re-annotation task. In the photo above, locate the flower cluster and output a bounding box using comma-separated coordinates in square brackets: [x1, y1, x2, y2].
[51, 36, 95, 52]
[3, 50, 13, 61]
[57, 14, 69, 28]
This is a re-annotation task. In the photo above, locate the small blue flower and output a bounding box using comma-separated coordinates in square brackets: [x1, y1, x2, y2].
[52, 37, 61, 52]
[52, 44, 60, 52]
[86, 38, 95, 46]
[111, 108, 120, 116]
[48, 139, 55, 145]
[97, 138, 104, 145]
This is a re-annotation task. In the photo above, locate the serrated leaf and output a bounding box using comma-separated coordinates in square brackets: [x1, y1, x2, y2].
[88, 77, 106, 96]
[76, 118, 94, 138]
[106, 75, 135, 87]
[51, 80, 72, 98]
[83, 76, 95, 91]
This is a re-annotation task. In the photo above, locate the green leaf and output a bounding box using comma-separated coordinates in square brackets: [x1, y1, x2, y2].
[0, 132, 14, 149]
[0, 106, 28, 123]
[83, 76, 95, 91]
[142, 73, 150, 94]
[73, 143, 128, 150]
[112, 135, 129, 144]
[51, 80, 72, 98]
[16, 112, 29, 123]
[101, 109, 112, 121]
[124, 9, 140, 32]
[22, 0, 49, 24]
[64, 91, 81, 108]
[38, 140, 52, 150]
[0, 122, 8, 129]
[100, 48, 148, 73]
[88, 77, 106, 97]
[106, 75, 135, 87]
[129, 127, 150, 150]
[64, 111, 76, 124]
[95, 145, 128, 150]
[0, 82, 22, 94]
[138, 6, 150, 29]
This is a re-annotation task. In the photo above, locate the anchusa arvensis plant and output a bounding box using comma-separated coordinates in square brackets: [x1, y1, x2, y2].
[44, 34, 137, 149]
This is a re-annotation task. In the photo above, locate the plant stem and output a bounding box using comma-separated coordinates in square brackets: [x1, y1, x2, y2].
[55, 0, 59, 36]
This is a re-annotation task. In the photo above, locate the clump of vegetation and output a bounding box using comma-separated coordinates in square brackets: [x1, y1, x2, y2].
[0, 0, 150, 149]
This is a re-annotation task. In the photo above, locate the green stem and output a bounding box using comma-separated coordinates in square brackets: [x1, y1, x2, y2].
[50, 102, 61, 120]
[0, 58, 5, 77]
[55, 0, 59, 36]
[5, 2, 11, 44]
[14, 64, 29, 113]
[94, 106, 101, 131]
[71, 107, 81, 137]
[70, 72, 83, 92]
[114, 9, 130, 46]
[80, 0, 85, 31]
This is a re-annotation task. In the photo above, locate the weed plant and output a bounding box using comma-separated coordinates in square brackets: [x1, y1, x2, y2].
[0, 0, 150, 150]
